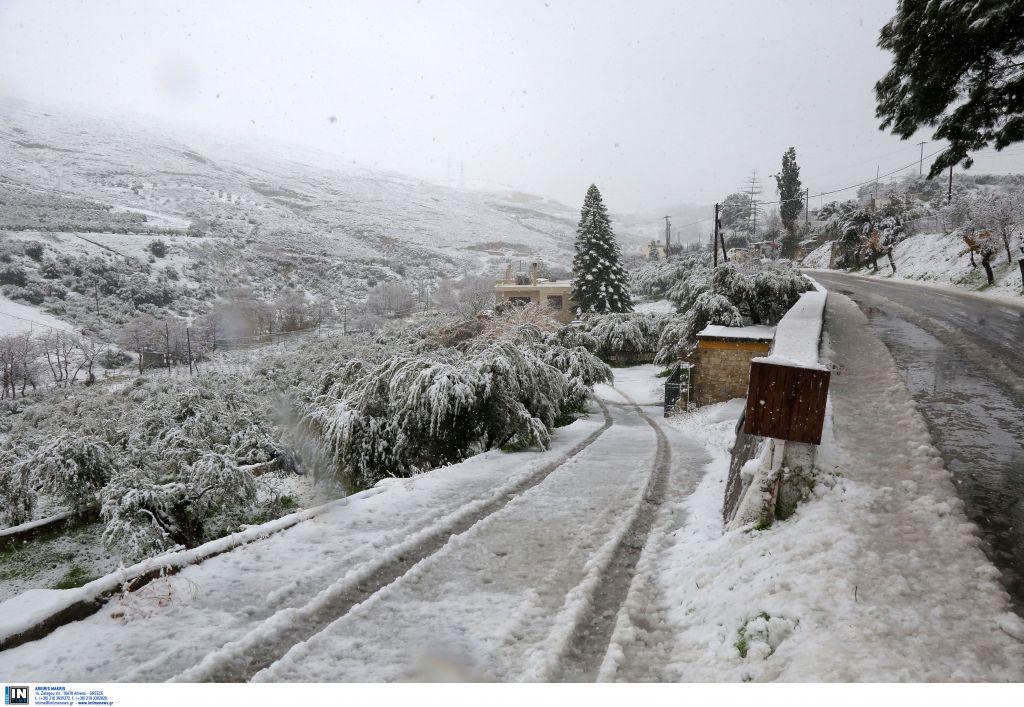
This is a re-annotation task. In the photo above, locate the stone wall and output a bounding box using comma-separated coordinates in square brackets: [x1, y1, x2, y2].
[692, 339, 770, 406]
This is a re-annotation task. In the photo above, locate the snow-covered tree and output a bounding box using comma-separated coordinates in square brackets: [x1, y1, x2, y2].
[0, 372, 291, 559]
[579, 313, 665, 364]
[650, 261, 811, 363]
[655, 292, 743, 364]
[946, 191, 1021, 282]
[976, 191, 1023, 264]
[0, 448, 34, 526]
[775, 147, 804, 235]
[571, 185, 633, 314]
[720, 192, 753, 234]
[32, 434, 118, 514]
[301, 312, 611, 490]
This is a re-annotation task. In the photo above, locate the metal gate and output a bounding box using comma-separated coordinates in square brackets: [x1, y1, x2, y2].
[663, 364, 692, 417]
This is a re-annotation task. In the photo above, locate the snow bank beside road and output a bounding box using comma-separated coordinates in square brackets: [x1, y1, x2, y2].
[654, 293, 1024, 681]
[801, 241, 832, 269]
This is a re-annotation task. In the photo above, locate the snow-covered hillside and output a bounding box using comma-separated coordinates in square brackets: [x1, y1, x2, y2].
[0, 98, 655, 335]
[0, 292, 72, 336]
[803, 231, 1023, 300]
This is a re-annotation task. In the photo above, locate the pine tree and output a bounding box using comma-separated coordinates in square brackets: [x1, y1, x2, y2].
[875, 0, 1024, 177]
[775, 147, 803, 236]
[571, 185, 633, 314]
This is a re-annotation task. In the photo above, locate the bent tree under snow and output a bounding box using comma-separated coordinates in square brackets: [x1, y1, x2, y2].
[301, 314, 611, 491]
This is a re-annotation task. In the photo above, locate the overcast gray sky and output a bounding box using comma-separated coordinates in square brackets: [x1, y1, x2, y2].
[3, 0, 1024, 215]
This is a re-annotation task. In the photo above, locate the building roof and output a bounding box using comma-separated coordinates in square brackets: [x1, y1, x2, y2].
[697, 324, 776, 341]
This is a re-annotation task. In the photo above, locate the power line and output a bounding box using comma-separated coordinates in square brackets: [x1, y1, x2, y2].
[0, 309, 71, 334]
[670, 142, 1024, 234]
[754, 146, 949, 209]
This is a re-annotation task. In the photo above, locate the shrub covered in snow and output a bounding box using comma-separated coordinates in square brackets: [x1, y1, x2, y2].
[649, 261, 811, 363]
[576, 312, 667, 364]
[300, 311, 610, 490]
[0, 374, 293, 561]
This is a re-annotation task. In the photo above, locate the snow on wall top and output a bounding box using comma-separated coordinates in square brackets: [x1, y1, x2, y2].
[752, 288, 828, 370]
[697, 324, 775, 341]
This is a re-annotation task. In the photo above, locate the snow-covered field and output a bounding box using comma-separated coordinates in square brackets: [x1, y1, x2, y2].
[0, 97, 654, 283]
[0, 292, 73, 336]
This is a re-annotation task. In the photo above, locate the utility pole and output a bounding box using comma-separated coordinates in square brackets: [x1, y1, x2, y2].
[343, 306, 348, 335]
[713, 203, 720, 268]
[94, 283, 100, 316]
[744, 170, 762, 238]
[663, 215, 671, 256]
[948, 165, 953, 203]
[804, 187, 810, 230]
[164, 322, 172, 377]
[186, 327, 194, 376]
[917, 141, 928, 175]
[720, 216, 729, 263]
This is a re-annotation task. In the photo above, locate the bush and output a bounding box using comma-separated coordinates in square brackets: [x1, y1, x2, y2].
[578, 313, 666, 364]
[302, 321, 610, 490]
[0, 265, 27, 287]
[650, 262, 811, 363]
[24, 242, 45, 261]
[0, 375, 290, 560]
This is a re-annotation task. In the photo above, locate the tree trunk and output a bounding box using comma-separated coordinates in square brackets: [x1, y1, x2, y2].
[871, 252, 879, 271]
[969, 250, 977, 268]
[1018, 257, 1024, 288]
[982, 255, 995, 285]
[887, 247, 896, 274]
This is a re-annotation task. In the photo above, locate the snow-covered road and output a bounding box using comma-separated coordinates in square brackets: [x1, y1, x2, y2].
[813, 271, 1024, 611]
[0, 369, 709, 682]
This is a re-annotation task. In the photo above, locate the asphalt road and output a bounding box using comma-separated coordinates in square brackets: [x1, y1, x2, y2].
[811, 272, 1024, 611]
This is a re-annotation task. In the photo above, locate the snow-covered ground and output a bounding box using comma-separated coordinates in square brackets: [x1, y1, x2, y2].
[0, 411, 611, 680]
[2, 354, 1021, 681]
[633, 299, 675, 315]
[803, 231, 1024, 302]
[639, 292, 1024, 681]
[801, 241, 833, 269]
[0, 292, 74, 336]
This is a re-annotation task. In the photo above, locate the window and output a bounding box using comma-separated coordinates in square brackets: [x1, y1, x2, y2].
[546, 295, 563, 309]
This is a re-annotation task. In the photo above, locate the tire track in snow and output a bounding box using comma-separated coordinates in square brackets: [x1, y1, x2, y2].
[550, 387, 671, 682]
[172, 399, 614, 682]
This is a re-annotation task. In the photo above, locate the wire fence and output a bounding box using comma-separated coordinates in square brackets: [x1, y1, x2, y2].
[905, 214, 952, 236]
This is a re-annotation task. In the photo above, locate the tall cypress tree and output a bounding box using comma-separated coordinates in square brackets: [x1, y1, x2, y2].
[775, 147, 803, 234]
[776, 147, 803, 259]
[571, 184, 633, 315]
